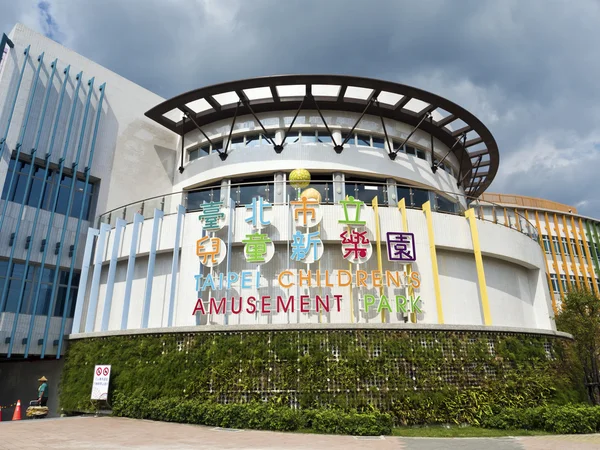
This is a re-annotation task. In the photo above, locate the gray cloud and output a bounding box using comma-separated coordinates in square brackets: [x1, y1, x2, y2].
[3, 0, 600, 217]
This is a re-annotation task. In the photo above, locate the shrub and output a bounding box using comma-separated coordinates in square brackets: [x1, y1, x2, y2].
[112, 393, 391, 436]
[483, 405, 600, 434]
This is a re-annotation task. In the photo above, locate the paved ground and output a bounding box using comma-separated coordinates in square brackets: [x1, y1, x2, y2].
[1, 416, 600, 449]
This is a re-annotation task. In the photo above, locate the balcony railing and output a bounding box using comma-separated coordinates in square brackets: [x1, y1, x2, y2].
[97, 180, 539, 241]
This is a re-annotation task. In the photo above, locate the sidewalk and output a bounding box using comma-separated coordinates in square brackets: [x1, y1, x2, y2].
[1, 416, 600, 449]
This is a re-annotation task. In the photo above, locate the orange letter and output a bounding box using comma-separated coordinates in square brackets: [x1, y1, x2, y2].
[337, 270, 351, 287]
[372, 271, 382, 288]
[356, 270, 368, 287]
[411, 271, 421, 289]
[278, 270, 294, 288]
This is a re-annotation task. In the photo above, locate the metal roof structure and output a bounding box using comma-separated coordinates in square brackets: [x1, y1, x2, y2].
[145, 75, 499, 197]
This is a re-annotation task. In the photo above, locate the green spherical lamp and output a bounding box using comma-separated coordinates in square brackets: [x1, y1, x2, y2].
[289, 169, 311, 189]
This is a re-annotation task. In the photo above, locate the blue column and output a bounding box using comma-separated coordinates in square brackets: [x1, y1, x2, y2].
[57, 82, 106, 357]
[0, 52, 44, 246]
[5, 57, 58, 357]
[121, 213, 143, 330]
[142, 209, 164, 328]
[70, 228, 99, 334]
[25, 71, 83, 357]
[23, 65, 71, 358]
[101, 218, 126, 331]
[0, 45, 29, 160]
[167, 205, 185, 327]
[41, 77, 95, 358]
[84, 222, 111, 333]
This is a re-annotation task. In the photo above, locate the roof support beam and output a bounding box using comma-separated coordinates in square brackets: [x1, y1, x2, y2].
[452, 125, 472, 137]
[436, 114, 456, 128]
[388, 111, 431, 160]
[269, 86, 280, 103]
[465, 136, 483, 147]
[237, 91, 276, 147]
[376, 100, 393, 159]
[433, 132, 466, 173]
[312, 96, 341, 151]
[178, 115, 185, 174]
[220, 101, 241, 161]
[339, 96, 376, 150]
[205, 95, 221, 112]
[459, 155, 481, 189]
[182, 109, 215, 148]
[279, 96, 306, 153]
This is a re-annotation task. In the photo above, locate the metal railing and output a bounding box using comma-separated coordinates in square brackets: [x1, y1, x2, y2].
[97, 180, 539, 241]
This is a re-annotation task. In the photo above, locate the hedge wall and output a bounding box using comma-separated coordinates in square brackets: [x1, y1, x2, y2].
[59, 330, 584, 425]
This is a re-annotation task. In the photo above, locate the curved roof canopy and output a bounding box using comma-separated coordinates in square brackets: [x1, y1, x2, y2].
[145, 75, 499, 197]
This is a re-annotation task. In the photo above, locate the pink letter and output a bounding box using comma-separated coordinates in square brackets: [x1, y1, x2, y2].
[209, 297, 226, 314]
[300, 295, 310, 313]
[246, 296, 257, 314]
[192, 299, 206, 315]
[277, 295, 294, 313]
[334, 295, 343, 312]
[316, 295, 330, 313]
[261, 296, 271, 314]
[231, 297, 242, 314]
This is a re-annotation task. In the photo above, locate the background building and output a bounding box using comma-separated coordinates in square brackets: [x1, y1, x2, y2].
[0, 23, 586, 417]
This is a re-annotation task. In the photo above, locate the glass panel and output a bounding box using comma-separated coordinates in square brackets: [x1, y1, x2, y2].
[36, 284, 53, 315]
[212, 141, 224, 154]
[229, 136, 244, 150]
[187, 187, 221, 211]
[372, 137, 385, 149]
[301, 131, 318, 144]
[54, 286, 68, 317]
[436, 195, 457, 213]
[357, 134, 371, 146]
[286, 180, 332, 204]
[26, 174, 44, 207]
[412, 188, 429, 208]
[188, 149, 199, 161]
[344, 179, 385, 206]
[0, 259, 8, 277]
[405, 145, 416, 156]
[262, 133, 276, 146]
[317, 133, 333, 144]
[0, 163, 14, 199]
[10, 171, 28, 203]
[245, 134, 261, 147]
[397, 186, 411, 205]
[238, 181, 272, 205]
[68, 288, 78, 318]
[394, 142, 405, 153]
[285, 132, 300, 144]
[55, 176, 71, 215]
[416, 149, 427, 160]
[4, 278, 21, 313]
[342, 134, 355, 145]
[19, 281, 33, 315]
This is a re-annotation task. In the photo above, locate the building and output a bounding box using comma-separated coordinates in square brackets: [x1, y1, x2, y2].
[476, 193, 600, 311]
[0, 23, 589, 416]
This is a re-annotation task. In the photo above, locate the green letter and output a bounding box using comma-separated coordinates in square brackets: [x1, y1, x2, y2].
[377, 295, 392, 313]
[395, 295, 408, 313]
[364, 294, 376, 312]
[410, 296, 422, 313]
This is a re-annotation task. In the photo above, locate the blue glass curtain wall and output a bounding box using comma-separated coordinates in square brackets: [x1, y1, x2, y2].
[1, 155, 96, 220]
[0, 259, 79, 317]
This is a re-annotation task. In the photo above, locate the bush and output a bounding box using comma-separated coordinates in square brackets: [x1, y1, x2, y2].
[112, 393, 392, 436]
[483, 405, 600, 434]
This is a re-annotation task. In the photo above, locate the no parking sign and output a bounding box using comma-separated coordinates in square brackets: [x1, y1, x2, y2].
[91, 365, 111, 400]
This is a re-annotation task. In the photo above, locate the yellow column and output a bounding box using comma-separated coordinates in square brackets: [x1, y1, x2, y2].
[514, 209, 521, 232]
[562, 215, 581, 289]
[423, 201, 444, 324]
[578, 218, 600, 295]
[372, 197, 385, 322]
[534, 211, 557, 313]
[399, 198, 416, 323]
[503, 208, 509, 227]
[553, 214, 570, 287]
[465, 209, 492, 326]
[544, 212, 564, 299]
[571, 216, 588, 289]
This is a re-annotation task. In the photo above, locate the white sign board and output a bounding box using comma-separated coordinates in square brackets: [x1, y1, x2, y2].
[91, 365, 111, 400]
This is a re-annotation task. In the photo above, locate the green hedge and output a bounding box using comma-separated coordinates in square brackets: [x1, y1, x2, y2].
[60, 330, 584, 426]
[111, 393, 393, 436]
[483, 405, 600, 434]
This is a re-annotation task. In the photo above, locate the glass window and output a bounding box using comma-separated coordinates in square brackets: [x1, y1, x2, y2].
[562, 237, 569, 254]
[229, 136, 244, 150]
[552, 236, 561, 254]
[187, 186, 222, 211]
[286, 178, 332, 204]
[357, 134, 371, 147]
[212, 141, 224, 154]
[344, 177, 386, 206]
[416, 149, 427, 160]
[542, 236, 551, 253]
[317, 132, 332, 144]
[234, 176, 274, 206]
[372, 137, 385, 149]
[412, 188, 430, 208]
[245, 134, 261, 147]
[405, 145, 416, 156]
[189, 144, 210, 161]
[285, 132, 300, 144]
[550, 274, 559, 293]
[560, 274, 568, 292]
[342, 133, 355, 146]
[262, 133, 276, 145]
[570, 275, 577, 288]
[301, 131, 318, 144]
[394, 142, 405, 153]
[397, 186, 411, 205]
[436, 194, 457, 213]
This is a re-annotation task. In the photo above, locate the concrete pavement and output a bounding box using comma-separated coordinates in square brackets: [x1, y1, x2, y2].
[1, 416, 600, 449]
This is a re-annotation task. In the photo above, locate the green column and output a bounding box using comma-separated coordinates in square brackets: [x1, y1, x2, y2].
[587, 220, 600, 280]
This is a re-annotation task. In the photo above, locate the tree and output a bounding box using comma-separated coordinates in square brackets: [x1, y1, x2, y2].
[555, 288, 600, 404]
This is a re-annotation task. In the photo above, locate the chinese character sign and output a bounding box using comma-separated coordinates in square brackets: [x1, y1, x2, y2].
[91, 365, 111, 400]
[291, 197, 322, 228]
[339, 196, 366, 226]
[196, 236, 227, 267]
[242, 232, 274, 263]
[386, 232, 416, 262]
[291, 230, 323, 263]
[340, 229, 372, 264]
[198, 201, 226, 231]
[245, 197, 271, 228]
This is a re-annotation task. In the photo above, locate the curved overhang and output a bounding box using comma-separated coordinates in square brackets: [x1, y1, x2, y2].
[145, 75, 499, 197]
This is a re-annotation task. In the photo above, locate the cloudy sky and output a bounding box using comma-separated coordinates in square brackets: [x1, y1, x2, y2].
[2, 0, 599, 218]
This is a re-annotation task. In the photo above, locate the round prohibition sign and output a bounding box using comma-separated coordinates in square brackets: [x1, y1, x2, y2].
[103, 367, 109, 376]
[96, 367, 102, 376]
